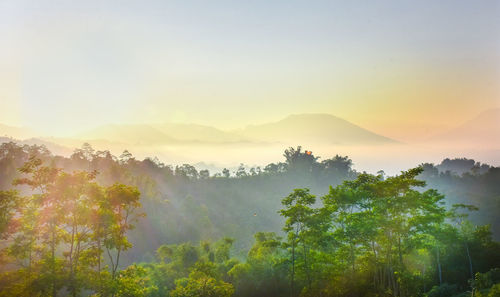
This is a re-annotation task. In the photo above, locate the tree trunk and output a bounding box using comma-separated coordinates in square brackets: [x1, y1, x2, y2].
[398, 237, 404, 297]
[351, 242, 355, 274]
[51, 224, 57, 297]
[303, 242, 312, 291]
[371, 241, 376, 289]
[436, 248, 442, 285]
[423, 264, 426, 292]
[97, 237, 102, 294]
[398, 237, 403, 266]
[69, 220, 76, 297]
[291, 234, 295, 297]
[465, 242, 473, 279]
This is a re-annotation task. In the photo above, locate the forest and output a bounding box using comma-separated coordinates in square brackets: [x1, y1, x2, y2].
[0, 142, 499, 297]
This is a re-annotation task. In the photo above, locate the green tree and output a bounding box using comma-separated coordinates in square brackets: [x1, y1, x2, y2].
[279, 188, 317, 296]
[170, 262, 234, 297]
[0, 190, 20, 239]
[12, 155, 61, 297]
[229, 232, 288, 297]
[0, 155, 145, 297]
[104, 183, 143, 281]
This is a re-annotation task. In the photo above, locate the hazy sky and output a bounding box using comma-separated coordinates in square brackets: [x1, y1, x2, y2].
[1, 0, 499, 138]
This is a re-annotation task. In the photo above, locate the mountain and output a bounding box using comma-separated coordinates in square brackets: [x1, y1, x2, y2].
[6, 113, 398, 148]
[237, 113, 397, 145]
[74, 114, 397, 146]
[0, 124, 37, 139]
[152, 123, 246, 143]
[77, 124, 177, 145]
[77, 123, 247, 145]
[430, 108, 500, 148]
[0, 136, 74, 156]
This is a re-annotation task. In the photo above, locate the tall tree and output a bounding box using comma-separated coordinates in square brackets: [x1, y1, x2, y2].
[104, 183, 143, 281]
[280, 188, 317, 296]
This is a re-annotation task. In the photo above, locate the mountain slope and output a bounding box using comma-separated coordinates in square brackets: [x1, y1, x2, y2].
[77, 124, 177, 145]
[237, 113, 397, 145]
[152, 123, 245, 143]
[0, 136, 74, 156]
[430, 108, 500, 148]
[0, 124, 37, 139]
[11, 113, 398, 147]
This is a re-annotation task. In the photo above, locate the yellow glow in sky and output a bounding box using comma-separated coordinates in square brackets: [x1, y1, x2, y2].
[0, 0, 499, 140]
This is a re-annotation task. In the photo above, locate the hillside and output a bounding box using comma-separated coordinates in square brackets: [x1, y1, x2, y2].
[77, 124, 177, 145]
[430, 108, 500, 148]
[66, 114, 398, 146]
[152, 123, 246, 143]
[238, 113, 398, 145]
[0, 124, 37, 139]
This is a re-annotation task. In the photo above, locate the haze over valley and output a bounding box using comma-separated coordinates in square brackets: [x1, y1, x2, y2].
[2, 109, 499, 175]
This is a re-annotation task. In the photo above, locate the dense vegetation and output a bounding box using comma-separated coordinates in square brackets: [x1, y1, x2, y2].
[0, 142, 499, 296]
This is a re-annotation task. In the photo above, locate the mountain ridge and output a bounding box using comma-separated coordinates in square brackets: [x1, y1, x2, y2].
[0, 124, 37, 139]
[428, 108, 500, 147]
[0, 113, 401, 146]
[237, 113, 398, 145]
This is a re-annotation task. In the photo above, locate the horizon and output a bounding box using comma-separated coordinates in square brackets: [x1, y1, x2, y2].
[1, 107, 499, 138]
[1, 108, 499, 175]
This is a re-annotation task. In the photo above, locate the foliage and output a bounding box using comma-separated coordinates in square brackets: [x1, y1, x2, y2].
[0, 154, 144, 296]
[426, 283, 458, 297]
[170, 269, 234, 297]
[0, 143, 499, 297]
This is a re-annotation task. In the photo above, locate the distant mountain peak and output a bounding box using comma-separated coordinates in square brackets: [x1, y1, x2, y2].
[1, 113, 399, 147]
[77, 124, 177, 145]
[0, 124, 37, 140]
[239, 113, 397, 145]
[428, 108, 500, 148]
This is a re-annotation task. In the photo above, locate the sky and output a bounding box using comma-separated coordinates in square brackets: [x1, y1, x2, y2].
[1, 0, 499, 139]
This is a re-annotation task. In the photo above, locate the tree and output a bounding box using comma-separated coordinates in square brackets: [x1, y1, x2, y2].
[104, 183, 143, 281]
[235, 164, 247, 178]
[320, 167, 447, 297]
[321, 155, 354, 179]
[0, 155, 145, 297]
[175, 165, 199, 180]
[0, 190, 20, 239]
[12, 155, 61, 297]
[112, 264, 158, 297]
[450, 204, 480, 280]
[170, 262, 234, 297]
[283, 146, 319, 173]
[229, 232, 288, 297]
[54, 171, 99, 297]
[119, 150, 134, 164]
[199, 170, 210, 180]
[222, 168, 230, 178]
[280, 188, 317, 296]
